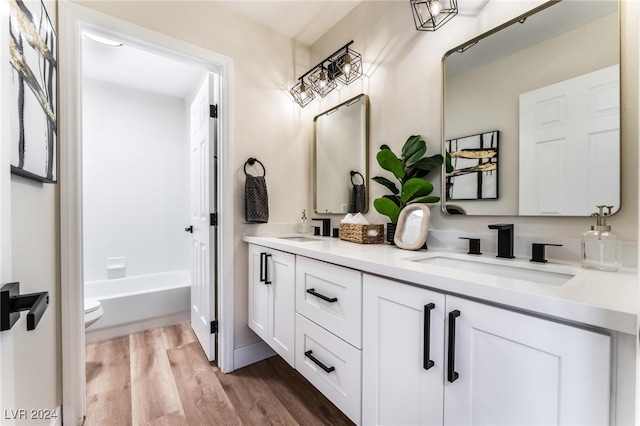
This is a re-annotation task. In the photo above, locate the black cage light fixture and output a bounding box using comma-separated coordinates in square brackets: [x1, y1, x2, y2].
[411, 0, 458, 31]
[289, 41, 364, 107]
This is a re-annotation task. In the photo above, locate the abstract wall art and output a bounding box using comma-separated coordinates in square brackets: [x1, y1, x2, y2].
[9, 0, 57, 183]
[446, 130, 498, 201]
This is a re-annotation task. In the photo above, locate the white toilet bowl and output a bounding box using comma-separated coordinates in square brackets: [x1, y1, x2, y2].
[84, 299, 104, 329]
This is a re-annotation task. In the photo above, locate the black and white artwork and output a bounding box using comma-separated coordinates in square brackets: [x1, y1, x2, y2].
[446, 130, 498, 201]
[9, 0, 57, 183]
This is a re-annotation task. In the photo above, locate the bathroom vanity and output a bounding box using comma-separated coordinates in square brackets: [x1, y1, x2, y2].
[244, 235, 637, 425]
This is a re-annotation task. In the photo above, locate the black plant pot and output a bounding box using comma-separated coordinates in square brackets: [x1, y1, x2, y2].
[386, 223, 396, 245]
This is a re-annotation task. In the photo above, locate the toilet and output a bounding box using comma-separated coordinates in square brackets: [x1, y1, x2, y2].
[84, 299, 104, 329]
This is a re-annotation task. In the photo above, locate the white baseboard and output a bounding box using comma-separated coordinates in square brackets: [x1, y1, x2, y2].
[85, 311, 189, 343]
[233, 340, 275, 370]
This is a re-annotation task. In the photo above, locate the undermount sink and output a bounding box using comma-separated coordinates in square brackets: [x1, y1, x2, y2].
[277, 236, 322, 242]
[410, 253, 577, 285]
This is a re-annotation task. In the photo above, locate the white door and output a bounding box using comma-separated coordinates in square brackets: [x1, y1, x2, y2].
[0, 0, 15, 419]
[444, 296, 611, 425]
[519, 65, 620, 215]
[267, 249, 295, 366]
[189, 74, 218, 361]
[362, 274, 445, 426]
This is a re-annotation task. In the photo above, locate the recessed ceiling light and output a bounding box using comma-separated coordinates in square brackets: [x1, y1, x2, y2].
[83, 32, 123, 47]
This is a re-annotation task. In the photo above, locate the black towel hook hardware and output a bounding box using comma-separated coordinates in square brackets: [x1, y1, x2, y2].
[350, 170, 364, 185]
[244, 158, 266, 177]
[1, 282, 49, 331]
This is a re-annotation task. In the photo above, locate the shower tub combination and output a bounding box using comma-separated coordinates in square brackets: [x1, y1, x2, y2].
[85, 270, 191, 343]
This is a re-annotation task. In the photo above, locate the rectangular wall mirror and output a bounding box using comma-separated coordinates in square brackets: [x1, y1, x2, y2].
[442, 0, 620, 216]
[314, 94, 369, 214]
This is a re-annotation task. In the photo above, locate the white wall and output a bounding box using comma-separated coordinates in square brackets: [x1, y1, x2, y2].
[310, 0, 638, 256]
[82, 78, 189, 282]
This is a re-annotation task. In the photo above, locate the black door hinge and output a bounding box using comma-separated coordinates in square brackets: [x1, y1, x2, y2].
[210, 320, 218, 334]
[210, 213, 217, 226]
[210, 104, 218, 118]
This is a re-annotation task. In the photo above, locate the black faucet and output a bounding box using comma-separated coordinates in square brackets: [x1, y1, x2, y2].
[488, 224, 515, 259]
[530, 243, 563, 263]
[311, 218, 331, 237]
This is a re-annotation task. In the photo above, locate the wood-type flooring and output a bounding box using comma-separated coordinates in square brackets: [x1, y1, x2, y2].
[85, 322, 353, 426]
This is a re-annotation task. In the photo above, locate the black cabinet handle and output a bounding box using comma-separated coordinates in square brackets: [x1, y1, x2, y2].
[304, 350, 335, 373]
[259, 252, 266, 283]
[306, 288, 337, 303]
[447, 310, 461, 383]
[423, 303, 435, 370]
[264, 254, 272, 285]
[185, 226, 193, 233]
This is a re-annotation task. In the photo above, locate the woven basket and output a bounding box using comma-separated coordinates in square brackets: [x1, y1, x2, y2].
[339, 223, 384, 244]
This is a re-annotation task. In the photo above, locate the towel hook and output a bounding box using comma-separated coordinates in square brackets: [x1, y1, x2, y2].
[350, 170, 364, 185]
[244, 158, 266, 177]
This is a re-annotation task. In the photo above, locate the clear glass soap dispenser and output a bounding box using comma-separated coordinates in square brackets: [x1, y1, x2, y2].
[581, 205, 622, 272]
[298, 209, 309, 234]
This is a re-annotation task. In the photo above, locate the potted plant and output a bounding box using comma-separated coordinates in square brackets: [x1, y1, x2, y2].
[372, 135, 444, 244]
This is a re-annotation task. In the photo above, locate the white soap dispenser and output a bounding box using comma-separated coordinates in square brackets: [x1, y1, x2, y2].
[581, 205, 622, 272]
[298, 209, 309, 234]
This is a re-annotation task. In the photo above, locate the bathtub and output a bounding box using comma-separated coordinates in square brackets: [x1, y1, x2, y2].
[84, 270, 191, 343]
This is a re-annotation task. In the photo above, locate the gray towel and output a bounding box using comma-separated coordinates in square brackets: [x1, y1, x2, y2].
[245, 175, 269, 223]
[349, 184, 366, 213]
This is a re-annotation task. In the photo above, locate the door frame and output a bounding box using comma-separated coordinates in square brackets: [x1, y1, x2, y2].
[59, 3, 235, 424]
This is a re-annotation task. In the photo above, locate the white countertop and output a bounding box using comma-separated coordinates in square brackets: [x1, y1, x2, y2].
[243, 235, 638, 335]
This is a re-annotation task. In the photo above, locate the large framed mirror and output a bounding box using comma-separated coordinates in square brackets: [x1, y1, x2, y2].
[442, 1, 619, 216]
[314, 94, 369, 214]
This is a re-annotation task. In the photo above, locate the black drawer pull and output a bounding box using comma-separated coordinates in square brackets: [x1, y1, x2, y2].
[264, 254, 272, 285]
[447, 310, 461, 383]
[306, 288, 337, 303]
[423, 303, 435, 370]
[259, 252, 266, 283]
[304, 350, 335, 373]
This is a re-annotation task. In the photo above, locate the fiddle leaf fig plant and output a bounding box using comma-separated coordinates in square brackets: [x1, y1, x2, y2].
[372, 135, 443, 223]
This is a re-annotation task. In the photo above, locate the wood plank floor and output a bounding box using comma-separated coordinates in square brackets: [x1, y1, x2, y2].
[85, 322, 354, 426]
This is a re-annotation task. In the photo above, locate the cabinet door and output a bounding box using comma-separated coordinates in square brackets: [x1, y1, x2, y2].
[268, 249, 295, 367]
[363, 274, 446, 426]
[248, 244, 269, 342]
[444, 296, 611, 425]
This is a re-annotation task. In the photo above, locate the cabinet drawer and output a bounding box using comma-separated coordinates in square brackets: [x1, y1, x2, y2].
[296, 256, 362, 348]
[295, 314, 362, 425]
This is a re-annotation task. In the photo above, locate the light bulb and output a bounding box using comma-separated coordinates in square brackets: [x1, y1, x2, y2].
[342, 53, 352, 77]
[319, 71, 327, 89]
[430, 0, 442, 15]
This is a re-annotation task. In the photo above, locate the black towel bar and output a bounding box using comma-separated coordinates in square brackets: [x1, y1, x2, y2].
[244, 158, 266, 177]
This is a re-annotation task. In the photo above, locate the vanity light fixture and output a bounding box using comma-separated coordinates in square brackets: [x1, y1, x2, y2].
[289, 40, 363, 107]
[410, 0, 458, 31]
[290, 78, 315, 107]
[308, 64, 337, 98]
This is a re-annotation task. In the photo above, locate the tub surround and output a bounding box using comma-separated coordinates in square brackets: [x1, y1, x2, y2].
[243, 235, 637, 335]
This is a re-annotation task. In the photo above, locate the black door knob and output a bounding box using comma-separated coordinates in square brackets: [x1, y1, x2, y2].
[185, 226, 193, 233]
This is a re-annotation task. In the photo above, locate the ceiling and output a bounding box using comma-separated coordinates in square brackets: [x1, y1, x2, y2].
[217, 0, 364, 46]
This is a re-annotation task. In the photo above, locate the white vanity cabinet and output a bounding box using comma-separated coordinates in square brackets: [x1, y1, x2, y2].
[363, 274, 612, 425]
[247, 244, 296, 367]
